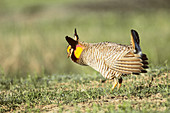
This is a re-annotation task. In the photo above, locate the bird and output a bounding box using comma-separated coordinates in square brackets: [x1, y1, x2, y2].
[65, 29, 148, 91]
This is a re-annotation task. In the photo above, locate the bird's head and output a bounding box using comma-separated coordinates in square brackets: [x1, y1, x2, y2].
[65, 29, 84, 62]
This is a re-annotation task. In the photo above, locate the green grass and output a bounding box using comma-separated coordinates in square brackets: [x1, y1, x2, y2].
[0, 66, 169, 112]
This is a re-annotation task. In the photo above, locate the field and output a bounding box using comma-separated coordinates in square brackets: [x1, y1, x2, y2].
[0, 66, 169, 112]
[0, 0, 170, 112]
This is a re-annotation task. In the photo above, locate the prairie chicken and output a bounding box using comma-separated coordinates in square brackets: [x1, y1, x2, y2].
[65, 29, 148, 91]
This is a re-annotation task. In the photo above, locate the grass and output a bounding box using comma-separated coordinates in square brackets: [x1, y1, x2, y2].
[0, 66, 169, 112]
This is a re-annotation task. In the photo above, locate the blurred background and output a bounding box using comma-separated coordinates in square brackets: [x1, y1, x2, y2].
[0, 0, 169, 76]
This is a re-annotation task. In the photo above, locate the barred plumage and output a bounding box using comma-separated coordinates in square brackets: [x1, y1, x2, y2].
[65, 29, 148, 91]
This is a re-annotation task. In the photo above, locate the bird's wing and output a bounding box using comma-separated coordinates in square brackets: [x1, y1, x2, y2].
[98, 42, 147, 76]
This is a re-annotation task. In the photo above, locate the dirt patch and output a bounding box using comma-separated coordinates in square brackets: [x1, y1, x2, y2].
[42, 94, 167, 112]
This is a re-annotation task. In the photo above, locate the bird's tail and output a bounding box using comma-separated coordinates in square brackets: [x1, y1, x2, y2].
[130, 29, 148, 73]
[113, 30, 148, 75]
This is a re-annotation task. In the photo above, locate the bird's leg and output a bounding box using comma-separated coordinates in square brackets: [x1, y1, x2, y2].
[117, 77, 123, 90]
[111, 78, 118, 91]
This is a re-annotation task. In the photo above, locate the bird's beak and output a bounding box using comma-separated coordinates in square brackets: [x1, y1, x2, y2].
[67, 49, 73, 58]
[67, 53, 70, 58]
